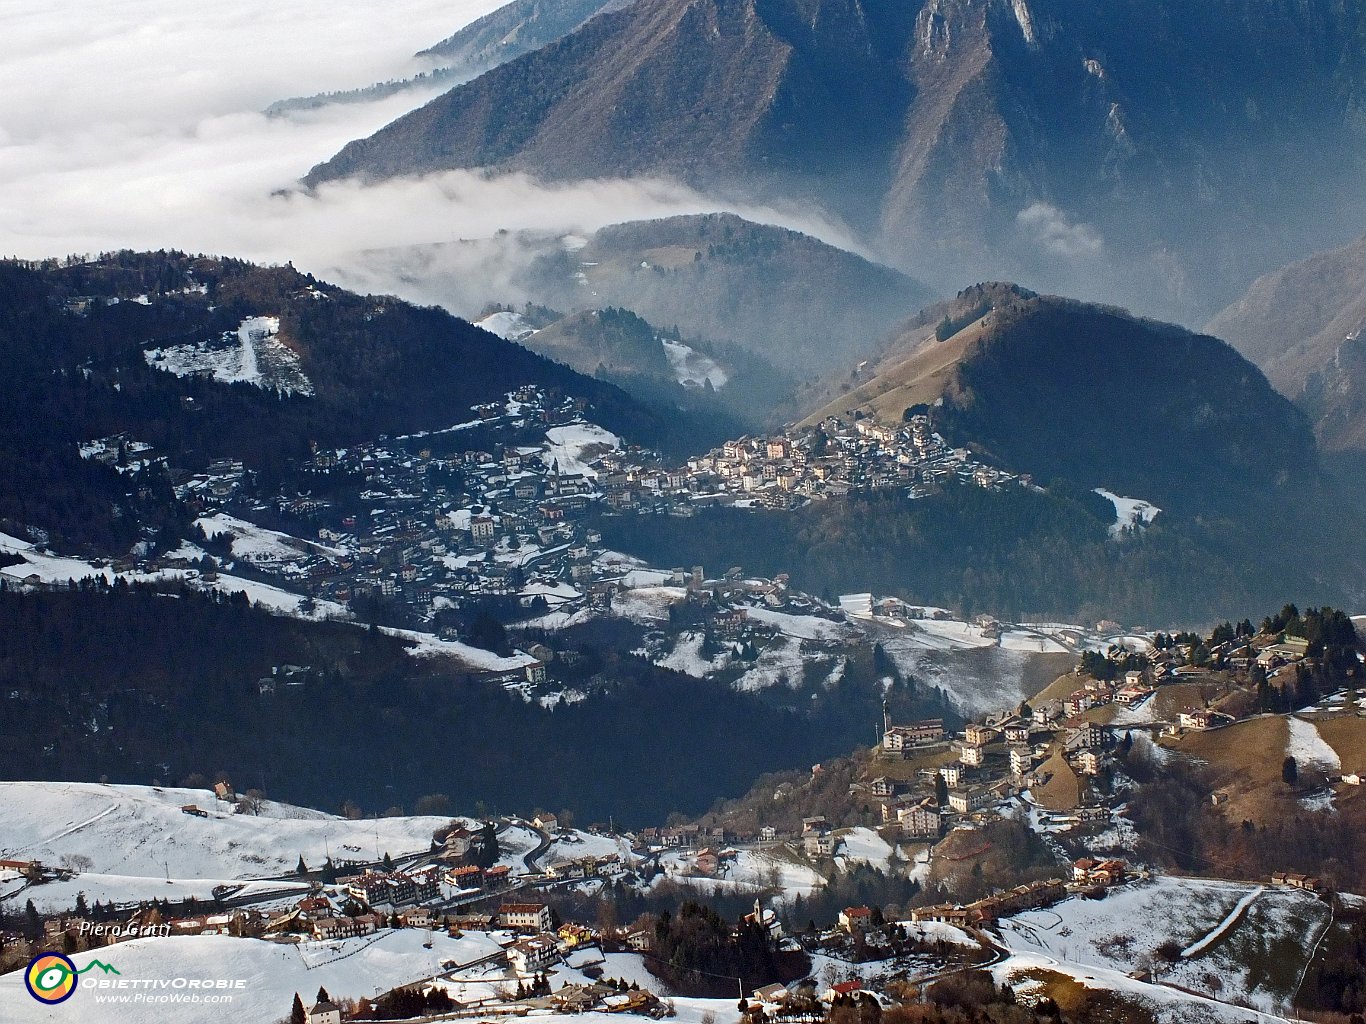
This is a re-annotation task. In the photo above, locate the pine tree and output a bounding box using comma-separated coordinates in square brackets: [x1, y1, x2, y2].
[290, 993, 306, 1024]
[1282, 756, 1299, 787]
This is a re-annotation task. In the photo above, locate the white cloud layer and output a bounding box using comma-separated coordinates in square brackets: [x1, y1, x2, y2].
[0, 0, 860, 318]
[1016, 202, 1105, 259]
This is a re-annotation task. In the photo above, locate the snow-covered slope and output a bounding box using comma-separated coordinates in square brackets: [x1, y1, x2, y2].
[0, 782, 453, 882]
[1286, 717, 1342, 771]
[996, 877, 1330, 1015]
[195, 513, 347, 564]
[542, 423, 619, 478]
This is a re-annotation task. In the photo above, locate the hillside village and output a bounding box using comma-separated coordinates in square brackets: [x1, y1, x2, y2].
[6, 379, 1152, 711]
[64, 387, 1035, 639]
[2, 606, 1361, 1021]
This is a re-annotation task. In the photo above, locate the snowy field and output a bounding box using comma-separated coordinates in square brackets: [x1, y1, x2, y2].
[196, 512, 345, 564]
[612, 585, 686, 624]
[998, 629, 1070, 654]
[743, 606, 857, 642]
[493, 823, 550, 872]
[0, 530, 350, 621]
[0, 782, 456, 882]
[655, 853, 825, 898]
[542, 423, 620, 478]
[996, 876, 1330, 1014]
[145, 317, 313, 395]
[8, 872, 312, 916]
[833, 828, 896, 871]
[656, 631, 733, 677]
[994, 950, 1295, 1024]
[379, 626, 539, 671]
[734, 635, 808, 691]
[1286, 717, 1343, 771]
[543, 831, 637, 867]
[900, 618, 998, 651]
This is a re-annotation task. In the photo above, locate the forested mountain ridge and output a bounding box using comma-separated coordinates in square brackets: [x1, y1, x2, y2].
[0, 252, 720, 551]
[803, 284, 1320, 511]
[0, 581, 952, 824]
[303, 0, 1366, 325]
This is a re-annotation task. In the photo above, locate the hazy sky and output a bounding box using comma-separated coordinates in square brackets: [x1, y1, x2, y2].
[0, 0, 856, 316]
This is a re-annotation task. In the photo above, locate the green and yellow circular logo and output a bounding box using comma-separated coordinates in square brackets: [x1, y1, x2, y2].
[25, 953, 78, 1004]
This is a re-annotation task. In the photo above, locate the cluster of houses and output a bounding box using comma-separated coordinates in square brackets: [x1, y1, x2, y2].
[1059, 666, 1228, 733]
[269, 895, 669, 1023]
[100, 387, 677, 634]
[743, 879, 1111, 940]
[1270, 871, 1328, 894]
[1061, 670, 1154, 717]
[910, 879, 1071, 927]
[343, 867, 442, 908]
[95, 385, 899, 701]
[680, 414, 1029, 509]
[871, 706, 1125, 832]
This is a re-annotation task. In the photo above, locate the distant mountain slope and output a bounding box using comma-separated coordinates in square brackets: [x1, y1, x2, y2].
[305, 0, 1366, 323]
[524, 213, 936, 374]
[1207, 233, 1366, 453]
[266, 0, 631, 118]
[483, 305, 772, 435]
[418, 0, 634, 73]
[342, 212, 934, 384]
[802, 284, 1318, 509]
[515, 306, 674, 378]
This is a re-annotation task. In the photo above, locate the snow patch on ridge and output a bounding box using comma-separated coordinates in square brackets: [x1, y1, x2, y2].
[662, 338, 727, 388]
[1011, 0, 1037, 45]
[1094, 488, 1160, 536]
[476, 310, 535, 340]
